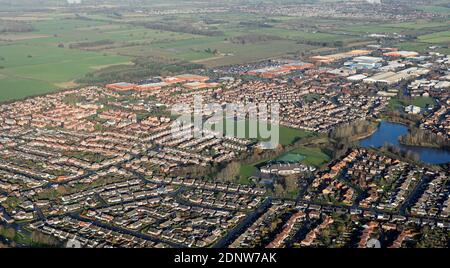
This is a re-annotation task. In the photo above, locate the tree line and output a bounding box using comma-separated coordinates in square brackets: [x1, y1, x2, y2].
[399, 128, 450, 149]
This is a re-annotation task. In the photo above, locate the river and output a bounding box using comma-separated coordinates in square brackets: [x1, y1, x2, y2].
[359, 121, 450, 165]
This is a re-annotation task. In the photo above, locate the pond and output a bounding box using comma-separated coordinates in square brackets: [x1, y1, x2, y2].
[359, 121, 450, 165]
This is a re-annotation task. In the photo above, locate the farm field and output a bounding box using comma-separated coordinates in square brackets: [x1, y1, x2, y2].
[1, 4, 448, 103]
[0, 43, 130, 102]
[0, 77, 54, 102]
[345, 19, 450, 33]
[341, 18, 450, 54]
[0, 14, 325, 102]
[420, 5, 450, 14]
[193, 41, 316, 67]
[418, 30, 450, 43]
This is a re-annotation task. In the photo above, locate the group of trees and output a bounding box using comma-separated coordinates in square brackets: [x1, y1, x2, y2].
[272, 175, 299, 198]
[204, 48, 219, 55]
[216, 161, 241, 182]
[328, 120, 380, 159]
[384, 110, 421, 126]
[68, 39, 115, 49]
[297, 39, 345, 48]
[330, 120, 377, 142]
[0, 225, 60, 248]
[0, 21, 35, 33]
[380, 144, 421, 163]
[399, 128, 449, 149]
[238, 21, 275, 28]
[135, 21, 223, 36]
[229, 34, 283, 45]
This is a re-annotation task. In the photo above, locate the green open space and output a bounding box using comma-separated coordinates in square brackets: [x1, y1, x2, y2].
[418, 31, 450, 44]
[206, 118, 314, 146]
[238, 158, 270, 185]
[0, 43, 130, 102]
[388, 97, 437, 110]
[419, 5, 450, 14]
[275, 153, 306, 163]
[237, 146, 330, 184]
[284, 147, 331, 167]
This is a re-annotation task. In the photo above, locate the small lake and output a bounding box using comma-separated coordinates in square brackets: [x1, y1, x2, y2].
[360, 121, 450, 165]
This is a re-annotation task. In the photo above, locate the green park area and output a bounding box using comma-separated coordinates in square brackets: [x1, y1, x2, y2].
[276, 153, 306, 163]
[277, 147, 331, 167]
[206, 118, 314, 146]
[238, 146, 330, 184]
[388, 97, 437, 110]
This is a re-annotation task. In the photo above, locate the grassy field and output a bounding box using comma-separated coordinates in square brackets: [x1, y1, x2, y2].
[341, 18, 450, 54]
[0, 77, 54, 102]
[284, 147, 331, 167]
[0, 17, 205, 102]
[418, 31, 450, 43]
[276, 153, 306, 163]
[345, 19, 450, 33]
[277, 125, 315, 146]
[396, 42, 432, 53]
[0, 44, 130, 102]
[388, 97, 437, 110]
[420, 5, 450, 14]
[237, 146, 330, 184]
[207, 118, 314, 146]
[396, 40, 450, 55]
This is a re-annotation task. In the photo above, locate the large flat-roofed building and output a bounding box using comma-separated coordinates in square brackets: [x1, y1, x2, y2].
[399, 67, 430, 76]
[405, 105, 421, 114]
[351, 56, 383, 69]
[134, 82, 168, 91]
[247, 61, 313, 78]
[364, 67, 430, 85]
[380, 61, 405, 71]
[183, 82, 220, 90]
[328, 68, 357, 77]
[105, 82, 137, 91]
[364, 72, 397, 84]
[311, 50, 372, 64]
[353, 56, 383, 63]
[383, 51, 419, 58]
[163, 74, 210, 84]
[282, 61, 314, 70]
[383, 72, 414, 84]
[435, 81, 450, 89]
[348, 74, 368, 82]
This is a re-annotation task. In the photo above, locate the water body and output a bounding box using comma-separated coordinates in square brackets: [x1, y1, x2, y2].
[360, 121, 450, 165]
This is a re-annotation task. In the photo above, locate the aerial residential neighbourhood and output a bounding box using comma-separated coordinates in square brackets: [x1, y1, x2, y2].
[0, 0, 449, 250]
